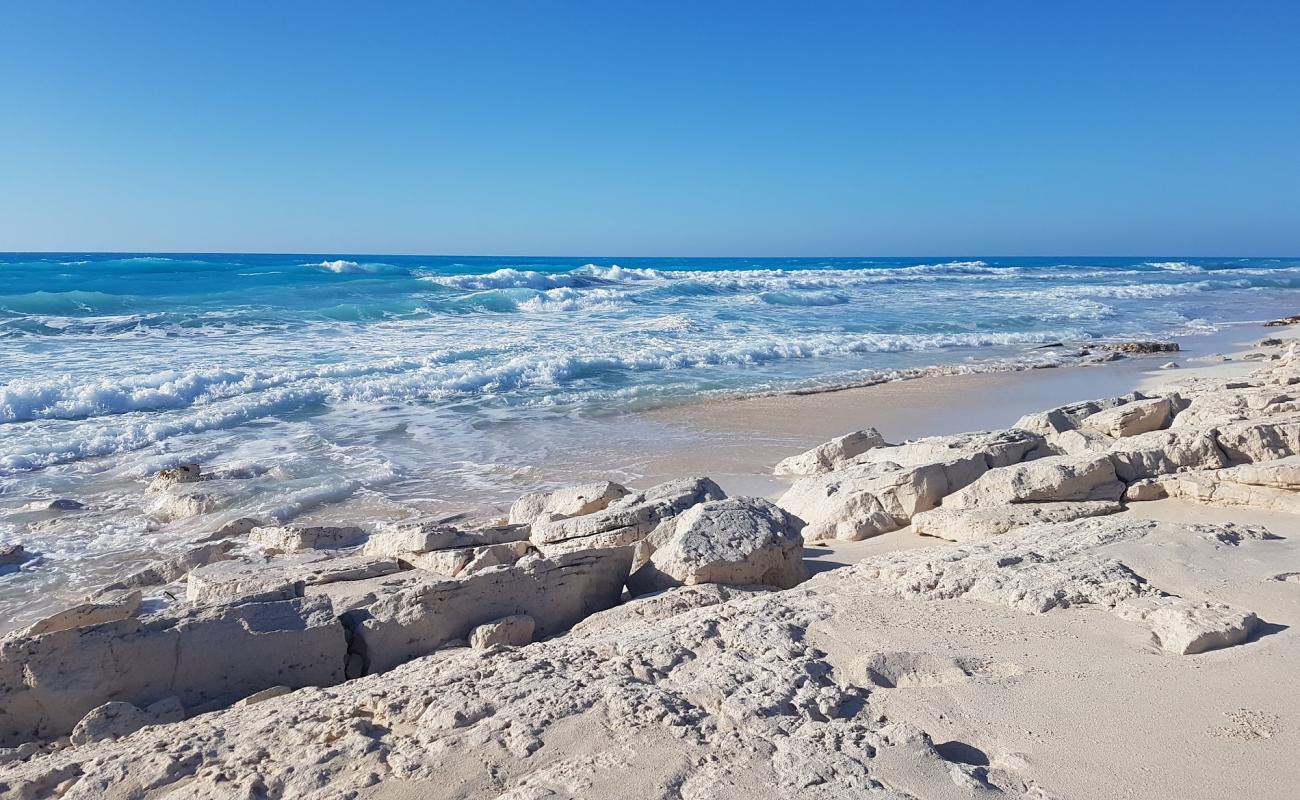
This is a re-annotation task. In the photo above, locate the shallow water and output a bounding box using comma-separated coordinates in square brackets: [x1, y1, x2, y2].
[2, 253, 1297, 628]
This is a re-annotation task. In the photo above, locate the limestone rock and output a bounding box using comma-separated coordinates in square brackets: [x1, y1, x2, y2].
[778, 460, 951, 542]
[1106, 428, 1228, 482]
[627, 497, 805, 595]
[22, 498, 83, 512]
[468, 614, 535, 649]
[854, 428, 1044, 472]
[945, 453, 1123, 509]
[569, 584, 768, 636]
[69, 697, 184, 746]
[0, 595, 346, 746]
[1123, 479, 1168, 502]
[235, 685, 293, 707]
[186, 561, 306, 606]
[144, 482, 233, 521]
[1216, 455, 1300, 488]
[508, 481, 630, 525]
[1212, 419, 1300, 463]
[773, 429, 887, 476]
[912, 501, 1123, 542]
[530, 476, 725, 555]
[460, 541, 532, 576]
[249, 524, 367, 553]
[1121, 598, 1259, 655]
[345, 547, 632, 674]
[16, 590, 141, 637]
[1154, 472, 1300, 514]
[94, 541, 235, 595]
[364, 518, 528, 557]
[1077, 397, 1172, 438]
[145, 463, 204, 494]
[1264, 314, 1300, 327]
[186, 554, 403, 606]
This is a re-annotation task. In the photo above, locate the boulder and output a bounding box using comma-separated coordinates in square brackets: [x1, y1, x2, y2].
[508, 481, 630, 525]
[468, 615, 535, 649]
[69, 696, 184, 746]
[0, 545, 29, 568]
[911, 500, 1123, 542]
[17, 590, 141, 637]
[778, 460, 950, 542]
[855, 428, 1044, 472]
[94, 541, 235, 595]
[1120, 598, 1259, 655]
[1106, 429, 1228, 482]
[1212, 419, 1300, 463]
[22, 498, 83, 512]
[144, 482, 233, 521]
[627, 497, 805, 595]
[1077, 398, 1172, 438]
[944, 453, 1123, 508]
[0, 595, 346, 746]
[460, 541, 532, 576]
[186, 554, 403, 606]
[1264, 314, 1300, 327]
[344, 548, 632, 674]
[773, 429, 887, 476]
[363, 518, 527, 557]
[249, 525, 367, 553]
[530, 477, 725, 555]
[1014, 396, 1138, 436]
[1123, 479, 1168, 502]
[145, 463, 204, 494]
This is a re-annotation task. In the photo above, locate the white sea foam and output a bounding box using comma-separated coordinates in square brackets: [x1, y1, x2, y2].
[314, 259, 365, 273]
[1144, 261, 1205, 272]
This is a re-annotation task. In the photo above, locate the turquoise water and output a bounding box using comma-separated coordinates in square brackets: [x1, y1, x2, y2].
[3, 254, 1299, 473]
[1, 253, 1298, 622]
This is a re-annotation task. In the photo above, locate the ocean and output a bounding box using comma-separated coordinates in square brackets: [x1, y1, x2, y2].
[2, 253, 1299, 626]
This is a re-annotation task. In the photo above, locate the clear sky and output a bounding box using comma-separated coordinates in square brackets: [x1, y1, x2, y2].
[1, 1, 1297, 256]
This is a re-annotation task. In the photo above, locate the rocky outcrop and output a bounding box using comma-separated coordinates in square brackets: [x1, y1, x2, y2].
[1076, 397, 1172, 438]
[1100, 341, 1179, 354]
[530, 477, 725, 555]
[944, 453, 1124, 508]
[0, 595, 346, 747]
[15, 590, 141, 638]
[249, 524, 367, 553]
[778, 460, 950, 542]
[69, 697, 184, 746]
[912, 500, 1123, 542]
[773, 429, 887, 476]
[508, 481, 630, 525]
[627, 497, 805, 595]
[342, 547, 633, 674]
[1117, 597, 1258, 655]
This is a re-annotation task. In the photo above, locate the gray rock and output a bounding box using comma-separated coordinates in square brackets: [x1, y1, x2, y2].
[249, 524, 367, 553]
[627, 497, 805, 595]
[773, 429, 888, 476]
[69, 696, 184, 746]
[508, 481, 630, 525]
[468, 614, 535, 649]
[344, 548, 632, 674]
[530, 477, 725, 555]
[0, 595, 346, 746]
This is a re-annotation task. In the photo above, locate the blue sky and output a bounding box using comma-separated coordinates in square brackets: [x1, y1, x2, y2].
[1, 1, 1296, 256]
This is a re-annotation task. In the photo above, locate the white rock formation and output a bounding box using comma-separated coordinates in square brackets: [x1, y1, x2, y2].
[773, 429, 887, 476]
[0, 596, 346, 746]
[530, 477, 725, 555]
[944, 453, 1123, 508]
[69, 697, 184, 746]
[249, 524, 367, 553]
[627, 497, 805, 595]
[508, 481, 630, 525]
[469, 615, 536, 649]
[1076, 397, 1172, 438]
[911, 500, 1123, 542]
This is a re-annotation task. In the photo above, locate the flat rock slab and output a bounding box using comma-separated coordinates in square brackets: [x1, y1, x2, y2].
[0, 595, 346, 747]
